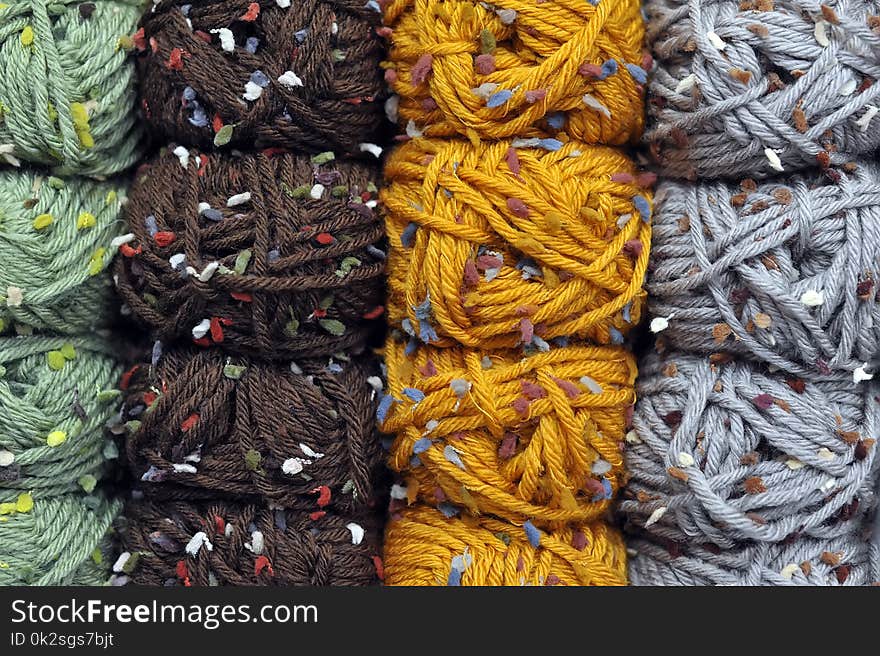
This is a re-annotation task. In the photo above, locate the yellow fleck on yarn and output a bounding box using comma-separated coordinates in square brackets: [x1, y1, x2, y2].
[383, 136, 652, 349]
[383, 338, 636, 527]
[383, 505, 626, 586]
[383, 0, 646, 144]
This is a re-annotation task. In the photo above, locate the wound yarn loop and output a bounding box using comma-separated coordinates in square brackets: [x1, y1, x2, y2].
[383, 0, 646, 144]
[645, 0, 880, 179]
[0, 0, 143, 175]
[114, 149, 385, 359]
[0, 169, 126, 335]
[136, 0, 385, 155]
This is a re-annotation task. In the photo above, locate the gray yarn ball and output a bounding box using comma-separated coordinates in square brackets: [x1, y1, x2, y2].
[647, 161, 880, 376]
[645, 0, 880, 180]
[620, 348, 878, 586]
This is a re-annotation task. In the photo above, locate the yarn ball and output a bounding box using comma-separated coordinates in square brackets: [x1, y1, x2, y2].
[0, 169, 126, 335]
[621, 348, 878, 586]
[383, 0, 646, 144]
[383, 505, 626, 586]
[0, 336, 122, 498]
[0, 0, 143, 175]
[645, 0, 880, 180]
[136, 0, 386, 155]
[381, 338, 636, 528]
[383, 137, 652, 350]
[114, 148, 386, 359]
[647, 162, 880, 376]
[118, 500, 382, 586]
[122, 348, 384, 512]
[0, 492, 120, 586]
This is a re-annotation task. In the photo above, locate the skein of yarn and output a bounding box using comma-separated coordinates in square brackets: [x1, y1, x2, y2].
[122, 348, 384, 512]
[0, 169, 126, 335]
[620, 347, 878, 586]
[118, 500, 382, 586]
[0, 0, 143, 175]
[383, 505, 626, 585]
[647, 161, 880, 375]
[383, 0, 647, 144]
[0, 336, 122, 497]
[114, 148, 386, 359]
[381, 338, 636, 527]
[135, 0, 386, 155]
[645, 0, 880, 180]
[0, 493, 120, 586]
[383, 137, 652, 350]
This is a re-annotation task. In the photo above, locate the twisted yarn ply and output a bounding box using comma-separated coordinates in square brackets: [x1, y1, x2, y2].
[0, 169, 126, 335]
[621, 348, 878, 586]
[383, 505, 626, 585]
[648, 162, 880, 376]
[123, 348, 384, 513]
[381, 338, 636, 528]
[0, 0, 143, 176]
[0, 493, 121, 586]
[114, 148, 386, 359]
[383, 0, 647, 144]
[383, 137, 652, 350]
[118, 500, 382, 586]
[0, 336, 122, 498]
[645, 0, 880, 180]
[135, 0, 386, 156]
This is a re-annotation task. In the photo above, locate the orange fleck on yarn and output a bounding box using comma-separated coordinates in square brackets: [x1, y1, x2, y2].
[383, 505, 627, 586]
[382, 0, 646, 144]
[382, 137, 652, 349]
[382, 338, 636, 528]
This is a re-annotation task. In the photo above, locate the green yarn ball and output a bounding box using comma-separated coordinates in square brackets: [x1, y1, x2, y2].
[0, 169, 126, 335]
[0, 0, 143, 176]
[0, 492, 120, 585]
[0, 336, 123, 497]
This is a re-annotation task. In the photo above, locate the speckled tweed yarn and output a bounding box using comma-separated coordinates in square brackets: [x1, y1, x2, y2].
[381, 338, 636, 528]
[122, 348, 384, 513]
[382, 0, 647, 145]
[383, 505, 626, 585]
[645, 0, 880, 180]
[647, 161, 880, 376]
[114, 148, 386, 359]
[0, 0, 143, 176]
[0, 336, 123, 498]
[117, 500, 382, 586]
[621, 348, 878, 586]
[0, 493, 120, 586]
[0, 169, 126, 335]
[383, 137, 652, 350]
[135, 0, 386, 156]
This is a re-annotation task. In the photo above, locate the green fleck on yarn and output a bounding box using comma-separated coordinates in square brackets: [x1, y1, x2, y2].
[0, 0, 143, 175]
[0, 336, 122, 497]
[0, 492, 121, 585]
[0, 168, 126, 335]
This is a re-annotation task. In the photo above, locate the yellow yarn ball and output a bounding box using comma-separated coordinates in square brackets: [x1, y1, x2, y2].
[383, 0, 646, 143]
[382, 338, 636, 527]
[382, 136, 652, 350]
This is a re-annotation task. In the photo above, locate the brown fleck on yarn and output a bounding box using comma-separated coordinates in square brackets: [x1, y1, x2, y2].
[121, 347, 384, 513]
[117, 500, 382, 586]
[114, 148, 386, 359]
[135, 0, 386, 155]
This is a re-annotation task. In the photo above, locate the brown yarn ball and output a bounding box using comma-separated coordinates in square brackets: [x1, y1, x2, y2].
[118, 500, 382, 586]
[121, 347, 384, 512]
[114, 148, 386, 359]
[136, 0, 386, 155]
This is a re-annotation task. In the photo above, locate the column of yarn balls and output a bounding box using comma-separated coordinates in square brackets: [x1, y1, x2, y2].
[0, 1, 144, 585]
[621, 0, 880, 585]
[378, 0, 652, 585]
[113, 0, 389, 586]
